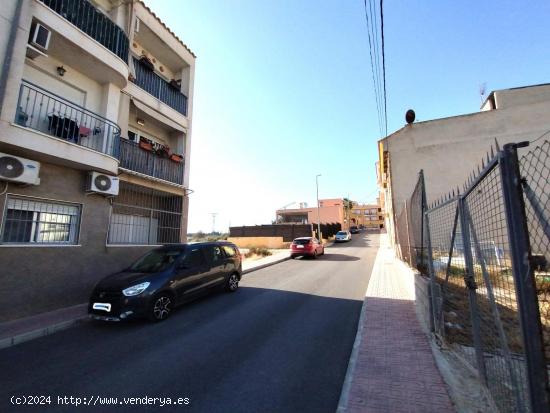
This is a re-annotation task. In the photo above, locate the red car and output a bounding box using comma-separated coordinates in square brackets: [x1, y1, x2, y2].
[290, 237, 324, 259]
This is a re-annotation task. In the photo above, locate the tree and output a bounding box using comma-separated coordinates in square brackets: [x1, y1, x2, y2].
[343, 198, 353, 229]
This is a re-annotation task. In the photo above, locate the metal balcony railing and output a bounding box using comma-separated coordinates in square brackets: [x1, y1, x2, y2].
[119, 139, 184, 185]
[16, 81, 121, 157]
[132, 57, 188, 116]
[39, 0, 129, 62]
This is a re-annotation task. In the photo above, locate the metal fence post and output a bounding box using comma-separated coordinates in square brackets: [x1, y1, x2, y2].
[404, 200, 413, 266]
[420, 170, 427, 270]
[500, 142, 550, 413]
[424, 210, 439, 334]
[458, 196, 488, 384]
[443, 203, 459, 286]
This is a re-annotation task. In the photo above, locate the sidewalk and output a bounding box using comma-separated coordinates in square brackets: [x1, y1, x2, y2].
[242, 249, 290, 273]
[0, 251, 290, 350]
[338, 234, 455, 413]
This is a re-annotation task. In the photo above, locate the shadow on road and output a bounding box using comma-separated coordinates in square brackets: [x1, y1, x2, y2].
[319, 253, 360, 261]
[0, 287, 365, 413]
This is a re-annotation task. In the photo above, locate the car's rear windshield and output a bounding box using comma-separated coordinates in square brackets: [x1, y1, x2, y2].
[293, 238, 311, 245]
[336, 231, 347, 235]
[129, 249, 184, 273]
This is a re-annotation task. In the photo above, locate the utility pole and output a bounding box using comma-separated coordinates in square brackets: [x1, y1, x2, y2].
[210, 213, 218, 234]
[316, 174, 322, 241]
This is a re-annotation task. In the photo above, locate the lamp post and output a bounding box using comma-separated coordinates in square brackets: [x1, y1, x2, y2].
[316, 174, 321, 241]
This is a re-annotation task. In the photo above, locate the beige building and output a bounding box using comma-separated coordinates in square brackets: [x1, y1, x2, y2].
[276, 198, 383, 230]
[0, 0, 195, 321]
[349, 203, 384, 229]
[276, 199, 345, 227]
[378, 83, 550, 245]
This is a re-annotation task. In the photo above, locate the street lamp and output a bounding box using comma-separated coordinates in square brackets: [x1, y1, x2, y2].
[316, 174, 321, 241]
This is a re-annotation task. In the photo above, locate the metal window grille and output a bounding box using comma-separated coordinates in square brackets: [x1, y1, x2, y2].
[1, 196, 81, 244]
[108, 182, 183, 245]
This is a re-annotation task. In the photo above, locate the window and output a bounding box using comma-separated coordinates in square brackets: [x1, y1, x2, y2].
[207, 245, 224, 263]
[129, 249, 182, 273]
[185, 248, 205, 267]
[2, 196, 81, 244]
[222, 245, 237, 257]
[108, 182, 183, 245]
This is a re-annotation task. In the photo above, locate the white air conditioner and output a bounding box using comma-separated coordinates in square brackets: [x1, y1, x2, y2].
[0, 153, 41, 185]
[29, 22, 51, 51]
[86, 172, 119, 196]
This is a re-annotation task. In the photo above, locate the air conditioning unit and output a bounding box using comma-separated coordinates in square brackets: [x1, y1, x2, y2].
[0, 153, 41, 185]
[86, 172, 119, 196]
[29, 22, 51, 51]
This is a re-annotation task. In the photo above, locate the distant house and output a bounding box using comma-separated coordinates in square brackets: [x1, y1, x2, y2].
[276, 198, 383, 230]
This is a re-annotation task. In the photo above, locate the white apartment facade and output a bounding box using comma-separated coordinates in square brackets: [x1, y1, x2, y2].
[0, 0, 195, 321]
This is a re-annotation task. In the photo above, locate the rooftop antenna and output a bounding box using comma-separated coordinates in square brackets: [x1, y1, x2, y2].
[479, 82, 487, 105]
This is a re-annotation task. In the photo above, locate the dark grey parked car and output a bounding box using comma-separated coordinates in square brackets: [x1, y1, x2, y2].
[89, 241, 242, 322]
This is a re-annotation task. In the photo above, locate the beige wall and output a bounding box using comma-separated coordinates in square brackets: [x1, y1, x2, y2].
[382, 92, 550, 217]
[228, 237, 287, 249]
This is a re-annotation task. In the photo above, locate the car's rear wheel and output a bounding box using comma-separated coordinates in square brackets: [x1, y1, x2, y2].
[225, 273, 239, 292]
[148, 293, 173, 322]
[290, 254, 297, 259]
[312, 250, 317, 259]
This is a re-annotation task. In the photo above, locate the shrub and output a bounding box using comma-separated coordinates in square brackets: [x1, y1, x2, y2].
[244, 247, 272, 258]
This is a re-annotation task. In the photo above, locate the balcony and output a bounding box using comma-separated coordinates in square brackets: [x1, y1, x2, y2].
[132, 57, 188, 116]
[119, 139, 184, 186]
[39, 0, 129, 62]
[16, 81, 120, 157]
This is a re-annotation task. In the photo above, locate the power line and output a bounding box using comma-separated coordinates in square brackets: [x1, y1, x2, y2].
[363, 0, 388, 139]
[370, 0, 384, 134]
[363, 0, 384, 137]
[380, 0, 388, 137]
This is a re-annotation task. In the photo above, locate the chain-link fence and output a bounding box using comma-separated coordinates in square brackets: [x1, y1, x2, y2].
[520, 140, 550, 368]
[421, 140, 550, 413]
[395, 171, 427, 273]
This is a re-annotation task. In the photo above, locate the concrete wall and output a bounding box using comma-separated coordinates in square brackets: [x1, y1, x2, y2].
[228, 237, 286, 249]
[382, 93, 550, 216]
[0, 161, 153, 322]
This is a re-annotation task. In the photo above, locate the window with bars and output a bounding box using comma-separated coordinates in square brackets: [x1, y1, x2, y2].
[108, 182, 183, 245]
[1, 196, 81, 244]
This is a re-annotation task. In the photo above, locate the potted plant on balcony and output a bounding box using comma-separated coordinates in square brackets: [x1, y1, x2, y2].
[169, 79, 181, 90]
[139, 136, 153, 151]
[170, 153, 184, 163]
[140, 55, 155, 71]
[155, 144, 171, 158]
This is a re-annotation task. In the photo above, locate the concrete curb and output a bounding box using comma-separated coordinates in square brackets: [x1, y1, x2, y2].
[242, 256, 290, 275]
[336, 241, 385, 412]
[0, 316, 88, 350]
[1, 255, 293, 350]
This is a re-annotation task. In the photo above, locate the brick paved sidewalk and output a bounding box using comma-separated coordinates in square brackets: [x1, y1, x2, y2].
[338, 234, 455, 413]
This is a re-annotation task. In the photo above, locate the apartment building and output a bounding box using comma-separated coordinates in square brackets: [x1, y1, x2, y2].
[0, 0, 195, 321]
[349, 203, 384, 229]
[276, 199, 345, 227]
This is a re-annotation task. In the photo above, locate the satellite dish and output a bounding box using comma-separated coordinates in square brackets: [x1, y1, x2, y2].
[405, 109, 415, 124]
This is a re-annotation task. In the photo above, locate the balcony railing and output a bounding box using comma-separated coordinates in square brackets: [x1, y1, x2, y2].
[39, 0, 129, 62]
[119, 139, 184, 186]
[16, 81, 120, 157]
[132, 57, 188, 116]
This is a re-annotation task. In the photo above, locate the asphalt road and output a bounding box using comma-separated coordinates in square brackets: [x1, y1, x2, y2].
[0, 232, 379, 413]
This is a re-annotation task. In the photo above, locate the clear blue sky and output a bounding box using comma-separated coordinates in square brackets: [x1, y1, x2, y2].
[146, 0, 550, 233]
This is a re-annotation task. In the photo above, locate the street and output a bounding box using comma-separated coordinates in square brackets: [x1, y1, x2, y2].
[0, 233, 379, 413]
